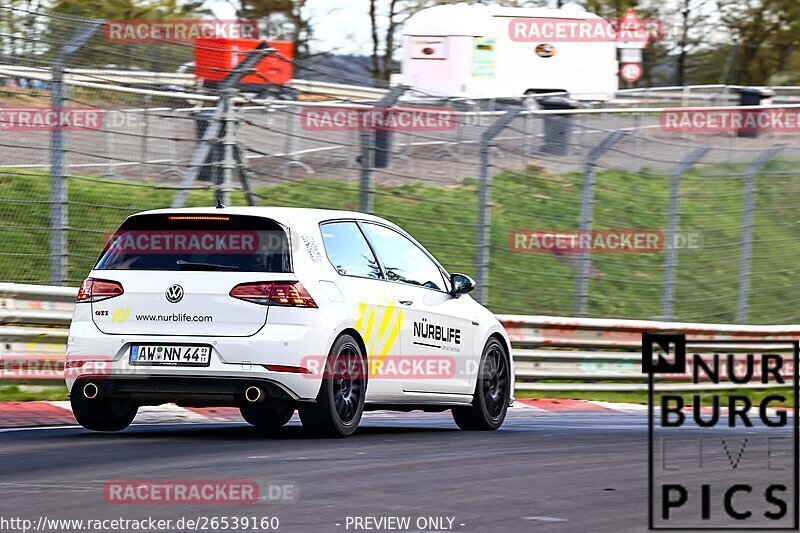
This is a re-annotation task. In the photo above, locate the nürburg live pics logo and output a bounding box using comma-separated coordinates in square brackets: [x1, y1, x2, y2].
[643, 332, 799, 530]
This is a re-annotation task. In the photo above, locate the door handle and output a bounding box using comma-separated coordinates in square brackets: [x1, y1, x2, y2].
[398, 299, 414, 306]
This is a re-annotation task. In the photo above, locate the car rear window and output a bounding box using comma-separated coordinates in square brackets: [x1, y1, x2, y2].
[95, 214, 291, 272]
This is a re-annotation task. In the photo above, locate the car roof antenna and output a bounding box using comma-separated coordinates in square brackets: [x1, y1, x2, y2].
[215, 197, 226, 209]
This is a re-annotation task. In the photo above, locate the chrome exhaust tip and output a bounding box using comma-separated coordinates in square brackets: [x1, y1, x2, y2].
[244, 385, 263, 403]
[82, 382, 100, 400]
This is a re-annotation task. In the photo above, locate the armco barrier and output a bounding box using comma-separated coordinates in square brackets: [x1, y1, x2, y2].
[0, 283, 76, 381]
[0, 283, 796, 391]
[500, 314, 799, 391]
[0, 65, 389, 101]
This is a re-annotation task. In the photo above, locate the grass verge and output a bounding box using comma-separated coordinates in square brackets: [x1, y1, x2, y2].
[0, 384, 68, 402]
[3, 161, 800, 320]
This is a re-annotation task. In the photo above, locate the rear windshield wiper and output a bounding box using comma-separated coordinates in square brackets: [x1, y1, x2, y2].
[176, 260, 239, 271]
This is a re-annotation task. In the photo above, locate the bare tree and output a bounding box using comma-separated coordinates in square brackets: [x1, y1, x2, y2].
[236, 0, 313, 58]
[368, 0, 449, 81]
[718, 0, 800, 85]
[670, 0, 716, 85]
[369, 0, 379, 78]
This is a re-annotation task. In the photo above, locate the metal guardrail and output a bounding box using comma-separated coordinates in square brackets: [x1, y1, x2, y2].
[0, 284, 76, 381]
[7, 65, 800, 105]
[0, 283, 796, 391]
[288, 79, 388, 100]
[0, 282, 77, 302]
[0, 64, 388, 100]
[500, 314, 798, 391]
[0, 65, 196, 86]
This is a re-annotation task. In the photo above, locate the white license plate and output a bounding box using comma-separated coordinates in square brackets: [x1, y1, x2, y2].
[129, 345, 211, 367]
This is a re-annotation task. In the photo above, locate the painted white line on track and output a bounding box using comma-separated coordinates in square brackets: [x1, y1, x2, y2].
[589, 401, 648, 412]
[0, 425, 83, 433]
[523, 516, 568, 522]
[0, 421, 246, 433]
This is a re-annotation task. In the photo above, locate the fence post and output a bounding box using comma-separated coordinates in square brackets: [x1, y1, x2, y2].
[49, 19, 102, 285]
[633, 111, 642, 164]
[358, 126, 374, 213]
[104, 125, 118, 178]
[736, 144, 785, 322]
[475, 109, 521, 305]
[218, 88, 237, 206]
[140, 95, 150, 175]
[573, 130, 623, 316]
[358, 85, 407, 214]
[661, 145, 710, 320]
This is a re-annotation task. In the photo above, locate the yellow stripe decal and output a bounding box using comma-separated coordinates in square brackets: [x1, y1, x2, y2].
[363, 307, 377, 355]
[377, 308, 403, 360]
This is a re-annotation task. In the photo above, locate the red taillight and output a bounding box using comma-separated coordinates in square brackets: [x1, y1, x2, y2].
[229, 282, 272, 305]
[230, 282, 317, 308]
[76, 278, 124, 303]
[167, 215, 230, 221]
[270, 282, 317, 308]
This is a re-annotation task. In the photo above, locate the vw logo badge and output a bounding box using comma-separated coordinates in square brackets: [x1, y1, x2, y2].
[165, 284, 184, 303]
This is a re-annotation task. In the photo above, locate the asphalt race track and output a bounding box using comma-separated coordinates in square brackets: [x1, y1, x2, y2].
[0, 408, 793, 532]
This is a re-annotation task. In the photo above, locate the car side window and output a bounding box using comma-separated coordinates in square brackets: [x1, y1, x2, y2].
[320, 222, 382, 279]
[360, 223, 446, 291]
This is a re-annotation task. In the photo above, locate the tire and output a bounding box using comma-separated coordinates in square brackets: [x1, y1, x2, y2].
[240, 405, 294, 430]
[299, 334, 366, 437]
[70, 388, 138, 432]
[452, 337, 510, 431]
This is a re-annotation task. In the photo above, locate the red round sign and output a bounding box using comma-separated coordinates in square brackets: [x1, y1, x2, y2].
[621, 62, 642, 82]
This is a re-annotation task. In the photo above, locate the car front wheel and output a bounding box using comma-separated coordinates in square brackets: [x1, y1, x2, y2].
[452, 337, 510, 431]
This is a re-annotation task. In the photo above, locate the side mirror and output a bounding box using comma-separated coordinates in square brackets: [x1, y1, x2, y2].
[450, 273, 476, 297]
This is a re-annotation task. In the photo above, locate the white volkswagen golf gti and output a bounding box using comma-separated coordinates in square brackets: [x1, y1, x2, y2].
[66, 207, 513, 436]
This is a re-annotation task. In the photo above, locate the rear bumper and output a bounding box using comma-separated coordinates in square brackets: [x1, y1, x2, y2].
[70, 375, 312, 408]
[66, 317, 330, 402]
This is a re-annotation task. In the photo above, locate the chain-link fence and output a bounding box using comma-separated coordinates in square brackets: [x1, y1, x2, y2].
[3, 7, 800, 324]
